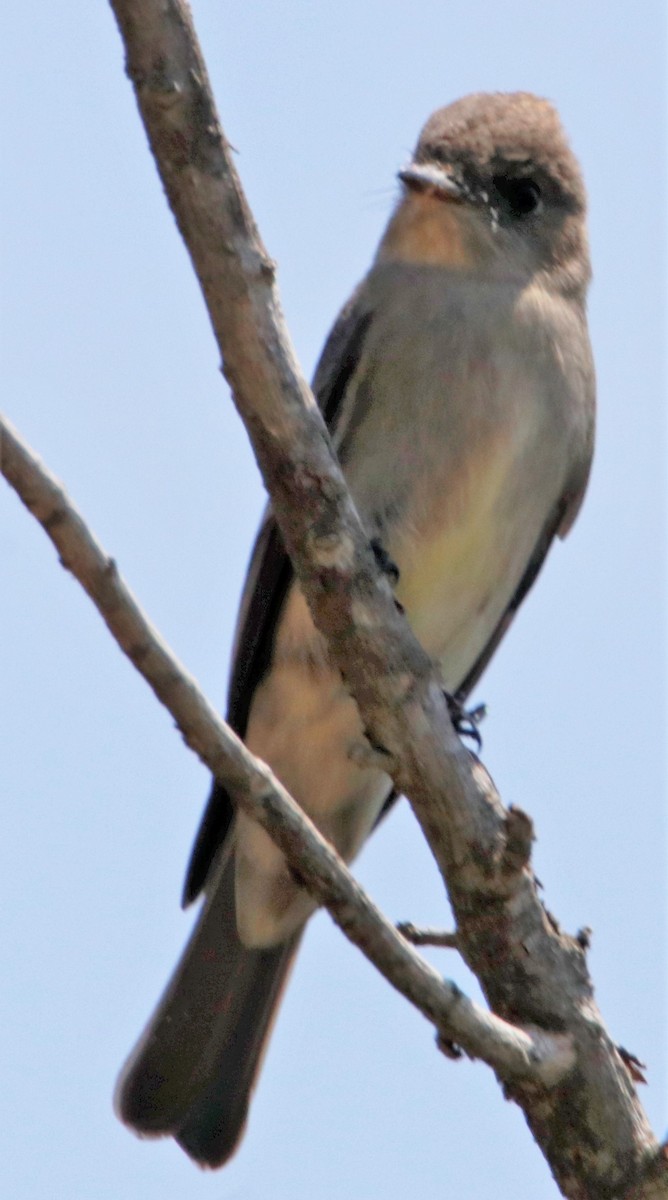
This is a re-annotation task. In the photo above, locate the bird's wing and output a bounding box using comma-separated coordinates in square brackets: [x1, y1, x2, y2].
[226, 287, 372, 736]
[182, 290, 373, 904]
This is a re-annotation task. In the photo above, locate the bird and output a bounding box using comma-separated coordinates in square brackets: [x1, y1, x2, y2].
[116, 91, 595, 1168]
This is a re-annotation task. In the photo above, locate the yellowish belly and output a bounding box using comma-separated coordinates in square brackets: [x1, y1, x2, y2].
[392, 432, 526, 687]
[237, 419, 551, 946]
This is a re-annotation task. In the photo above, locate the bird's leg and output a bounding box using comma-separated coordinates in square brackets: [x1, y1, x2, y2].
[370, 536, 400, 584]
[370, 537, 485, 749]
[370, 537, 404, 613]
[443, 690, 487, 751]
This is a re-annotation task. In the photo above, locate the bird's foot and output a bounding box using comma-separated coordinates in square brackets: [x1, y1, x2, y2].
[443, 691, 487, 751]
[370, 537, 400, 584]
[370, 537, 404, 614]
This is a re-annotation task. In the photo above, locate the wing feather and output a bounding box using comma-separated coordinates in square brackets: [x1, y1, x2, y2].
[182, 292, 373, 903]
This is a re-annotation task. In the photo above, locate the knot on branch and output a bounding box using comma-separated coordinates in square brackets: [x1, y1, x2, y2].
[500, 805, 534, 876]
[437, 1033, 464, 1060]
[309, 529, 356, 574]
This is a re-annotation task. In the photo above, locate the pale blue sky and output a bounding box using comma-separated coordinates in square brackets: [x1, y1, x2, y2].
[1, 3, 665, 1198]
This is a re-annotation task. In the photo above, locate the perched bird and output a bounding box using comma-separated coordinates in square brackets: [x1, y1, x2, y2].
[117, 91, 595, 1167]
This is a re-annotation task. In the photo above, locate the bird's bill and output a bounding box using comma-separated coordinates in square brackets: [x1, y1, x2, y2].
[398, 161, 464, 201]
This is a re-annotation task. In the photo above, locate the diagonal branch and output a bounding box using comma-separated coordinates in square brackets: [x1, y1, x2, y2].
[8, 1, 659, 1196]
[0, 412, 573, 1086]
[102, 4, 662, 1197]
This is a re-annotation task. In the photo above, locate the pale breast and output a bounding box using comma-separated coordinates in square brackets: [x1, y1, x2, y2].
[236, 263, 582, 946]
[342, 266, 575, 688]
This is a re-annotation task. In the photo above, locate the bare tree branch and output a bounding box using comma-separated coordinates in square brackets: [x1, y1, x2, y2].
[0, 411, 575, 1087]
[101, 5, 662, 1195]
[2, 0, 660, 1195]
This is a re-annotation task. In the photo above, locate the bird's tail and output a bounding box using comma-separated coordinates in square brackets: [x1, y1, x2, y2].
[115, 846, 300, 1167]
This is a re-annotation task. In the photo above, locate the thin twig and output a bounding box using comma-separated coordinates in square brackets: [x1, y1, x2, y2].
[0, 412, 574, 1086]
[398, 923, 460, 949]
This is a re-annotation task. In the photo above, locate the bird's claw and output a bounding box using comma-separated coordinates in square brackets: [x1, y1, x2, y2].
[443, 691, 487, 750]
[370, 537, 404, 614]
[370, 537, 400, 585]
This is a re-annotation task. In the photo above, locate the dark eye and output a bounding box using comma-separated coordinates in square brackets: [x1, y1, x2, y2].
[493, 176, 542, 218]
